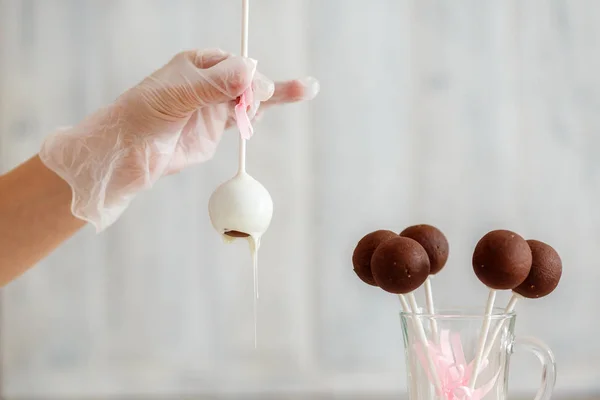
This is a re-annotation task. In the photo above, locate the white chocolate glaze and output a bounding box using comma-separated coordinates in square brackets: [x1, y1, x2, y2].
[208, 172, 273, 238]
[208, 172, 271, 347]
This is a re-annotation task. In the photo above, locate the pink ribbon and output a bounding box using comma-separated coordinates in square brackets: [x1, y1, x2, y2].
[235, 88, 254, 140]
[413, 329, 500, 400]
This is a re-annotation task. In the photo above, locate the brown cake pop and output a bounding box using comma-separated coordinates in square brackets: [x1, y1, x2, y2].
[513, 240, 562, 298]
[371, 237, 431, 294]
[481, 239, 563, 364]
[352, 230, 398, 286]
[472, 229, 533, 290]
[469, 229, 533, 390]
[400, 224, 448, 341]
[400, 224, 449, 275]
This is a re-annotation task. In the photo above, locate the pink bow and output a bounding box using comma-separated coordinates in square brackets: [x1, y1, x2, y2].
[413, 330, 500, 400]
[235, 88, 255, 140]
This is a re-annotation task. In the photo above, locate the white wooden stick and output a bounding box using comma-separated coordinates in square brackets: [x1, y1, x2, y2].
[237, 0, 249, 174]
[398, 294, 419, 398]
[423, 277, 439, 343]
[480, 293, 520, 365]
[407, 293, 442, 393]
[398, 294, 411, 313]
[469, 289, 497, 390]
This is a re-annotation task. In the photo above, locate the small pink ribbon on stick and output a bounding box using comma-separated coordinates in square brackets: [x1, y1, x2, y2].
[235, 88, 255, 140]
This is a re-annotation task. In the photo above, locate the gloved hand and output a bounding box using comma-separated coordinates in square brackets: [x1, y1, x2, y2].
[39, 49, 319, 232]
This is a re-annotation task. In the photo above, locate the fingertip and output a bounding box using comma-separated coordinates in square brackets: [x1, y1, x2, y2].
[252, 71, 275, 102]
[286, 81, 305, 101]
[280, 77, 321, 102]
[300, 76, 320, 100]
[266, 77, 320, 105]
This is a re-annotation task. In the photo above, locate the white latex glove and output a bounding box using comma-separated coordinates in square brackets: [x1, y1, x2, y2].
[39, 49, 319, 232]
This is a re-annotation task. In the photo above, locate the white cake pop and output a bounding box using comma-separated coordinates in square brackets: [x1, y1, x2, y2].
[208, 171, 273, 239]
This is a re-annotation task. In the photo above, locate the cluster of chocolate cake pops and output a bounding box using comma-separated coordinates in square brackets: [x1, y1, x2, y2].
[353, 225, 450, 313]
[352, 224, 561, 307]
[352, 224, 563, 389]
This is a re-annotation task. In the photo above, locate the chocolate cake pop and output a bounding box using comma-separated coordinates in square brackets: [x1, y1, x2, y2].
[371, 236, 431, 294]
[400, 224, 449, 342]
[469, 229, 533, 390]
[352, 230, 398, 286]
[369, 236, 441, 391]
[513, 240, 562, 298]
[472, 230, 532, 290]
[481, 239, 563, 363]
[400, 224, 449, 275]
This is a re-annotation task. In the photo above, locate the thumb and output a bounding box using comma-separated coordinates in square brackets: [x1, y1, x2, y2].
[194, 56, 257, 105]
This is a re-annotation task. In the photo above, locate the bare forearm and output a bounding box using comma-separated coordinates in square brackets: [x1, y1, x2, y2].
[0, 155, 85, 285]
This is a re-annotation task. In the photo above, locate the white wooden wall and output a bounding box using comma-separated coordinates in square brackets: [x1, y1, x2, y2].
[0, 0, 599, 398]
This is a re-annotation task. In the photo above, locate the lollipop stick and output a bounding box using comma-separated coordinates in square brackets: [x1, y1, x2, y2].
[398, 294, 411, 313]
[469, 289, 496, 390]
[398, 294, 421, 398]
[398, 294, 418, 393]
[480, 293, 520, 365]
[407, 293, 442, 393]
[423, 277, 440, 343]
[237, 0, 249, 174]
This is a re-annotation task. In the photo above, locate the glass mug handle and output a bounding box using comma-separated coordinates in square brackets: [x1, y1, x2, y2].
[513, 336, 557, 400]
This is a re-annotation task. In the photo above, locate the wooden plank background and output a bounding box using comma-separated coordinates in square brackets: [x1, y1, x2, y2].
[0, 0, 599, 397]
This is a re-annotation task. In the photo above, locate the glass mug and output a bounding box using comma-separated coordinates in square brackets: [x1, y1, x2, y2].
[400, 308, 556, 400]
